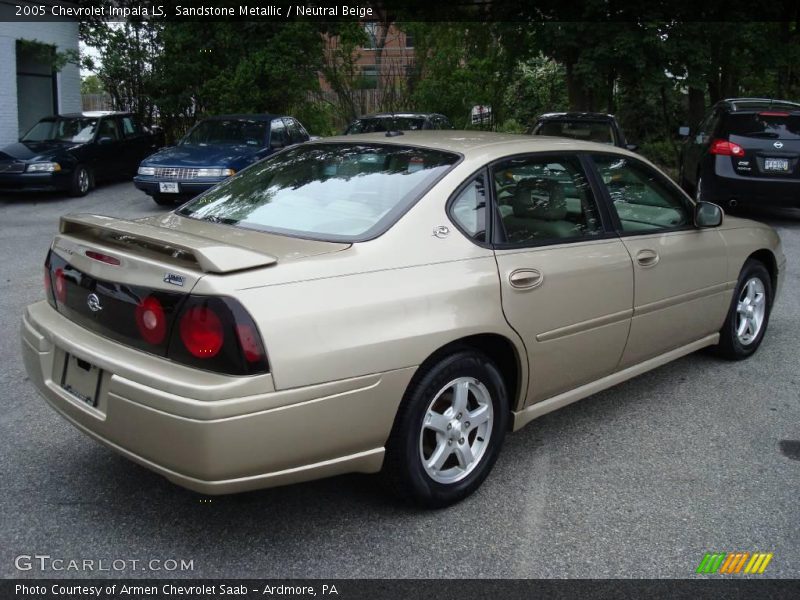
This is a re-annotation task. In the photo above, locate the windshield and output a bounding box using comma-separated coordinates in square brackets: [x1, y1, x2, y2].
[178, 143, 460, 241]
[22, 118, 99, 143]
[724, 113, 800, 140]
[181, 119, 268, 146]
[346, 117, 427, 134]
[535, 121, 616, 145]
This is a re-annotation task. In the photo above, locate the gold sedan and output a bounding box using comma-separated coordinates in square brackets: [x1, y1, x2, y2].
[21, 132, 785, 507]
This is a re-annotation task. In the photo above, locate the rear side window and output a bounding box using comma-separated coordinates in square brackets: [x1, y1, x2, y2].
[449, 175, 487, 242]
[491, 155, 603, 245]
[724, 113, 800, 140]
[122, 116, 140, 137]
[178, 143, 460, 241]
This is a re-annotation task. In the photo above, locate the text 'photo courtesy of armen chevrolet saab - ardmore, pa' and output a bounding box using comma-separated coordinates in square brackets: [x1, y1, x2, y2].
[1, 0, 800, 598]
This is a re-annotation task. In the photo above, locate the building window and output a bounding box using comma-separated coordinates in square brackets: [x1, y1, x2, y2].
[405, 33, 414, 48]
[363, 22, 379, 49]
[359, 65, 378, 89]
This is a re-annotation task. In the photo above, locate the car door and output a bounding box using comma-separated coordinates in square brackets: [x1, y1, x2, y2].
[120, 115, 150, 174]
[589, 153, 729, 368]
[491, 153, 634, 405]
[93, 116, 125, 179]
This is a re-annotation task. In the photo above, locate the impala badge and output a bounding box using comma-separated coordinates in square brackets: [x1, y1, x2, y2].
[774, 141, 784, 149]
[87, 293, 103, 312]
[163, 273, 185, 287]
[432, 225, 450, 239]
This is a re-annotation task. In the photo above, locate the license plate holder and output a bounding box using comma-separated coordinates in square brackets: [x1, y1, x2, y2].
[764, 158, 789, 172]
[61, 354, 101, 408]
[159, 182, 179, 193]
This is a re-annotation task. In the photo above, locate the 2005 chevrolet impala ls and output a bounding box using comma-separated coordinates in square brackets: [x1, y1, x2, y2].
[21, 132, 785, 506]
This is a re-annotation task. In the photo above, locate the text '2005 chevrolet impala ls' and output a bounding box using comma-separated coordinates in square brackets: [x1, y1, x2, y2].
[21, 132, 785, 507]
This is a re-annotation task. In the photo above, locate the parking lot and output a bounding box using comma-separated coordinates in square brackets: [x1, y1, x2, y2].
[1, 182, 798, 579]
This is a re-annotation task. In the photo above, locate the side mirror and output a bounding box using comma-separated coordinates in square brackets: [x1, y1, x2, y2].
[625, 143, 638, 152]
[695, 201, 723, 228]
[678, 126, 690, 137]
[97, 136, 113, 145]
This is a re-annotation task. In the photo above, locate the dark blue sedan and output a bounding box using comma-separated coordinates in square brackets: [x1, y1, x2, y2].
[134, 114, 310, 205]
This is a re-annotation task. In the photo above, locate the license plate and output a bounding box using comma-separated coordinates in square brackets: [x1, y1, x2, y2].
[159, 182, 179, 193]
[61, 354, 101, 407]
[764, 158, 789, 172]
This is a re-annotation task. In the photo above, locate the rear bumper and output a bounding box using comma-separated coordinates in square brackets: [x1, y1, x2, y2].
[708, 159, 800, 208]
[21, 301, 413, 494]
[133, 176, 223, 198]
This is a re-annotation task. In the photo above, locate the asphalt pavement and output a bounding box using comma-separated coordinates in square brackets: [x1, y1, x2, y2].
[1, 182, 798, 579]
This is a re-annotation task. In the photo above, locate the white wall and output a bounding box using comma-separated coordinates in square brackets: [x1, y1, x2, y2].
[0, 9, 81, 146]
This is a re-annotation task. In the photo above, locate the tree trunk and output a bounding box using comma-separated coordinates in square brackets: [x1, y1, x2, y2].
[688, 86, 705, 129]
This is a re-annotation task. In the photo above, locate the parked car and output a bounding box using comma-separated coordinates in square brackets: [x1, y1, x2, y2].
[134, 114, 310, 206]
[678, 98, 800, 211]
[0, 111, 161, 197]
[23, 132, 784, 507]
[344, 112, 453, 134]
[529, 112, 637, 150]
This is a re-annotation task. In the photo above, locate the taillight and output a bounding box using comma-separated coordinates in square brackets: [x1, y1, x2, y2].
[710, 138, 745, 157]
[759, 111, 789, 117]
[167, 296, 268, 375]
[179, 305, 224, 358]
[44, 254, 55, 308]
[135, 295, 167, 345]
[54, 267, 67, 303]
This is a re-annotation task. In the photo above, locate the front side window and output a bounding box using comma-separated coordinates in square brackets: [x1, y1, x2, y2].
[97, 118, 120, 141]
[449, 175, 487, 242]
[270, 119, 287, 147]
[492, 155, 603, 245]
[592, 155, 692, 233]
[178, 143, 460, 241]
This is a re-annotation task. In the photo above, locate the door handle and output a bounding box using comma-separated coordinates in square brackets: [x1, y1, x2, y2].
[509, 268, 544, 289]
[635, 249, 660, 267]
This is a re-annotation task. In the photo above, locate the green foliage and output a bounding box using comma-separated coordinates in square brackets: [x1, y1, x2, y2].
[80, 74, 105, 95]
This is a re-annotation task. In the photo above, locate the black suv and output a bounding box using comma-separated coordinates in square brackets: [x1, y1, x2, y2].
[679, 98, 800, 211]
[529, 112, 637, 151]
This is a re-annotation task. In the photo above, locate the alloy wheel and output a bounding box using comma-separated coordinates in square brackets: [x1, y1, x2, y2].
[735, 277, 766, 345]
[419, 376, 493, 484]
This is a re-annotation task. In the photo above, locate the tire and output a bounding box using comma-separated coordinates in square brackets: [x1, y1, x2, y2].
[716, 259, 772, 360]
[383, 350, 509, 508]
[69, 165, 91, 197]
[152, 194, 175, 206]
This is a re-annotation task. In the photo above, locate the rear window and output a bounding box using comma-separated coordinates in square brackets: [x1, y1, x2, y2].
[534, 121, 616, 145]
[178, 143, 460, 241]
[724, 113, 800, 139]
[346, 117, 427, 134]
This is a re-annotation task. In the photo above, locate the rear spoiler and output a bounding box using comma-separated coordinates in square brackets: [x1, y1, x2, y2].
[59, 214, 278, 274]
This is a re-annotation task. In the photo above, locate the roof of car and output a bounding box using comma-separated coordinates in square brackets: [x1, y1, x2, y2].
[537, 112, 616, 121]
[201, 114, 285, 121]
[317, 130, 631, 157]
[55, 111, 132, 118]
[717, 98, 800, 112]
[355, 113, 443, 119]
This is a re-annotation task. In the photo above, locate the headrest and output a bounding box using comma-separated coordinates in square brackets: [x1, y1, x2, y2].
[512, 179, 567, 220]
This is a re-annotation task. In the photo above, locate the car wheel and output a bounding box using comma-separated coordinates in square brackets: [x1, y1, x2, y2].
[383, 350, 509, 507]
[716, 259, 772, 360]
[152, 194, 175, 206]
[69, 165, 91, 197]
